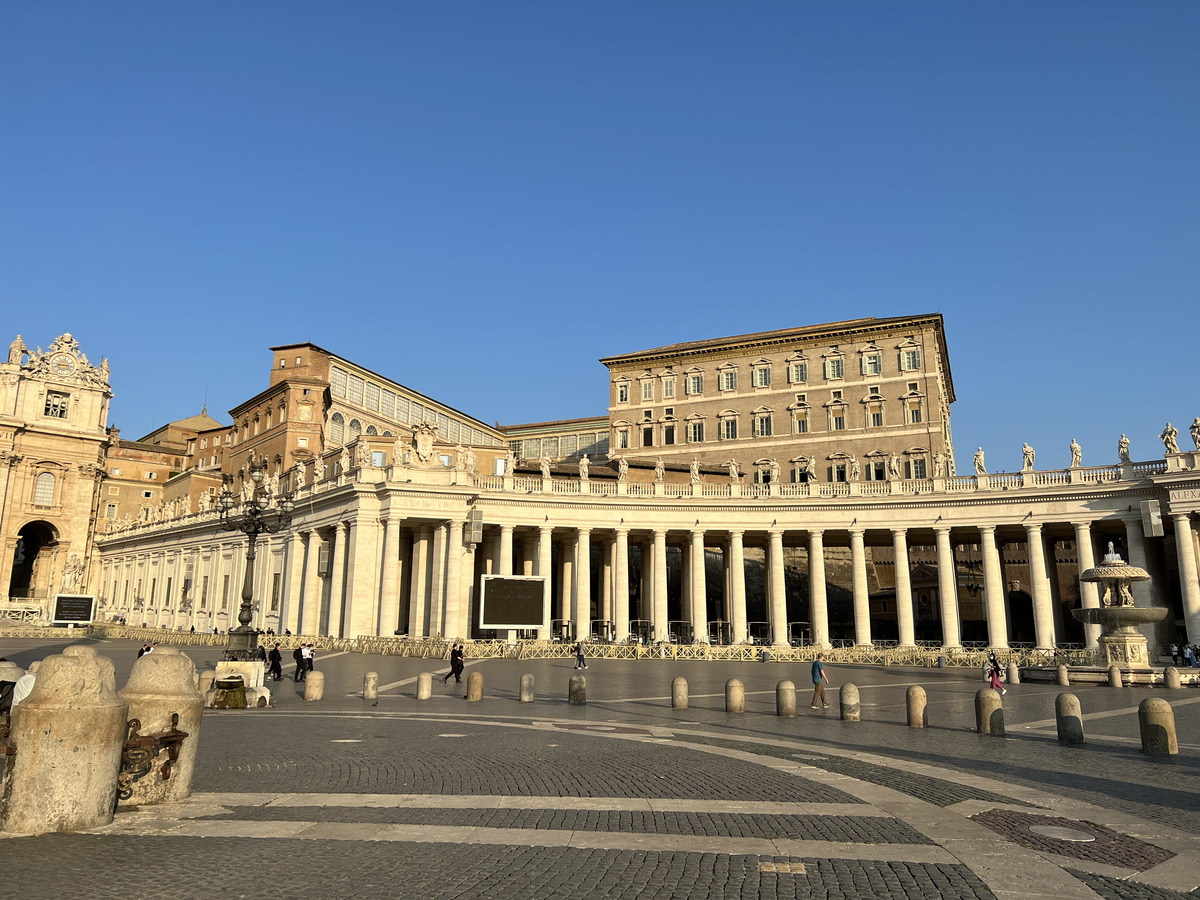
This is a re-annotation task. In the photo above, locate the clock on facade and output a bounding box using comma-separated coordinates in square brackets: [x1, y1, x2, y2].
[50, 353, 77, 376]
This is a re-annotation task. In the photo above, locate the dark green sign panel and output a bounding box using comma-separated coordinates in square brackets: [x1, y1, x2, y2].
[479, 576, 546, 629]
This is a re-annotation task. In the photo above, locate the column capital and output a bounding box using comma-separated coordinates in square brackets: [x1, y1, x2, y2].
[577, 526, 591, 538]
[847, 525, 865, 537]
[890, 526, 908, 537]
[613, 526, 630, 537]
[500, 523, 515, 534]
[727, 528, 744, 538]
[933, 524, 952, 536]
[1072, 519, 1095, 530]
[767, 528, 783, 540]
[1023, 522, 1044, 534]
[978, 524, 997, 536]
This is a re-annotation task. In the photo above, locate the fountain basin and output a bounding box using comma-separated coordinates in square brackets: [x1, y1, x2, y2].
[1072, 606, 1167, 631]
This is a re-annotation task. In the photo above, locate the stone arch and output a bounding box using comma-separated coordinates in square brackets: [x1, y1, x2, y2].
[8, 519, 60, 600]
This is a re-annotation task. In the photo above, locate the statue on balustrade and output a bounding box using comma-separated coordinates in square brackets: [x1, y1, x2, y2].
[293, 461, 306, 488]
[463, 447, 478, 475]
[579, 454, 589, 480]
[654, 458, 664, 482]
[1021, 442, 1035, 472]
[690, 459, 701, 484]
[769, 458, 781, 484]
[618, 458, 629, 482]
[1070, 438, 1082, 468]
[1160, 422, 1180, 455]
[540, 457, 552, 479]
[339, 445, 351, 475]
[933, 450, 946, 478]
[355, 440, 372, 467]
[313, 453, 326, 482]
[849, 455, 860, 481]
[1117, 434, 1130, 463]
[726, 459, 739, 482]
[198, 491, 212, 512]
[973, 447, 987, 475]
[1191, 417, 1200, 451]
[888, 452, 902, 480]
[8, 334, 26, 365]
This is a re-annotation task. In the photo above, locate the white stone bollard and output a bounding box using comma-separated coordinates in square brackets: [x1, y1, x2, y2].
[671, 676, 688, 709]
[118, 648, 204, 806]
[1, 651, 128, 835]
[304, 670, 325, 701]
[1006, 661, 1020, 685]
[416, 672, 432, 700]
[363, 672, 378, 701]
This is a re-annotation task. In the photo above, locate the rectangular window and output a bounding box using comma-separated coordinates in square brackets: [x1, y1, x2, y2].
[870, 410, 883, 428]
[719, 370, 737, 391]
[754, 415, 772, 437]
[909, 404, 922, 424]
[641, 381, 654, 401]
[663, 424, 675, 445]
[448, 420, 460, 442]
[687, 421, 704, 443]
[110, 467, 123, 476]
[617, 383, 629, 403]
[381, 390, 395, 419]
[143, 490, 153, 498]
[44, 391, 69, 419]
[561, 435, 577, 456]
[221, 574, 230, 611]
[201, 575, 209, 609]
[826, 358, 844, 379]
[642, 426, 654, 446]
[832, 412, 845, 431]
[794, 413, 808, 434]
[105, 503, 117, 517]
[617, 430, 630, 449]
[347, 374, 365, 405]
[146, 471, 157, 480]
[438, 416, 449, 440]
[330, 367, 348, 398]
[902, 349, 922, 370]
[396, 397, 409, 424]
[364, 382, 380, 411]
[910, 458, 927, 479]
[788, 362, 807, 384]
[523, 438, 541, 459]
[863, 354, 882, 375]
[543, 437, 559, 457]
[662, 377, 675, 399]
[830, 464, 847, 483]
[271, 573, 281, 612]
[687, 374, 704, 395]
[753, 367, 771, 387]
[721, 419, 738, 440]
[371, 451, 386, 467]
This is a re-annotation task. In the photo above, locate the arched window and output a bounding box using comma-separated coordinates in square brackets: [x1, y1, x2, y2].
[365, 424, 378, 436]
[348, 419, 363, 441]
[34, 472, 55, 506]
[329, 412, 345, 445]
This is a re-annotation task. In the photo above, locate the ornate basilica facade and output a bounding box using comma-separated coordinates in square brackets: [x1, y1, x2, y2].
[5, 320, 1199, 651]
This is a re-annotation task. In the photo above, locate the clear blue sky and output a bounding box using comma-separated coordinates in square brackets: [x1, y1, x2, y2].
[3, 2, 1197, 472]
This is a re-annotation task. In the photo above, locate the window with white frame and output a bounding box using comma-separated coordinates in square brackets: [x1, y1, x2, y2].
[908, 400, 922, 424]
[899, 346, 922, 370]
[687, 372, 704, 395]
[793, 410, 808, 434]
[348, 419, 362, 441]
[752, 364, 771, 388]
[663, 421, 676, 445]
[662, 376, 675, 399]
[787, 360, 808, 384]
[329, 412, 345, 445]
[867, 401, 884, 428]
[753, 411, 772, 437]
[718, 369, 737, 391]
[616, 382, 629, 403]
[719, 417, 738, 440]
[687, 420, 705, 443]
[824, 356, 845, 380]
[33, 472, 55, 506]
[907, 457, 927, 479]
[372, 451, 386, 467]
[640, 380, 654, 402]
[862, 352, 882, 375]
[347, 374, 365, 406]
[44, 391, 69, 419]
[828, 461, 848, 482]
[145, 471, 157, 480]
[330, 367, 348, 397]
[642, 422, 654, 447]
[617, 428, 630, 449]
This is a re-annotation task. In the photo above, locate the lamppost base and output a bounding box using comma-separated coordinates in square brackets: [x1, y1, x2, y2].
[225, 627, 260, 662]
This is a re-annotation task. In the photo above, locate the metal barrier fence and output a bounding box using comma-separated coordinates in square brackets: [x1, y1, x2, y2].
[0, 624, 1101, 669]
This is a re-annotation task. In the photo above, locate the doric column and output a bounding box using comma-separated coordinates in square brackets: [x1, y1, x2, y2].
[559, 536, 574, 640]
[443, 518, 465, 639]
[575, 527, 591, 640]
[499, 524, 514, 576]
[1121, 516, 1153, 607]
[934, 527, 961, 648]
[614, 528, 630, 642]
[653, 529, 668, 642]
[428, 523, 446, 636]
[849, 527, 871, 646]
[979, 525, 1008, 649]
[301, 530, 323, 635]
[347, 517, 382, 639]
[601, 538, 614, 626]
[1172, 514, 1200, 642]
[536, 525, 553, 641]
[768, 529, 788, 647]
[1074, 521, 1100, 648]
[285, 532, 305, 635]
[729, 530, 747, 644]
[407, 526, 430, 638]
[808, 530, 829, 647]
[1025, 523, 1055, 650]
[690, 529, 708, 643]
[892, 528, 915, 648]
[327, 523, 347, 638]
[379, 517, 403, 637]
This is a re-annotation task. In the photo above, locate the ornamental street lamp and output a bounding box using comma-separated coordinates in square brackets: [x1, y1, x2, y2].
[217, 455, 295, 661]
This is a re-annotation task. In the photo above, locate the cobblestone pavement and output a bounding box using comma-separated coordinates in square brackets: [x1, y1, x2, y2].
[1, 637, 1198, 900]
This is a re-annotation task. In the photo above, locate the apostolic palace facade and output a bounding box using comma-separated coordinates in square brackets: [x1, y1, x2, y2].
[3, 316, 1199, 652]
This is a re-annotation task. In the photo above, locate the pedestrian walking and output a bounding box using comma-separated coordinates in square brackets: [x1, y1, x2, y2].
[293, 645, 306, 681]
[1186, 644, 1197, 668]
[267, 644, 283, 681]
[574, 641, 587, 669]
[305, 644, 315, 674]
[810, 653, 830, 709]
[987, 652, 1006, 695]
[443, 643, 464, 683]
[1170, 643, 1179, 666]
